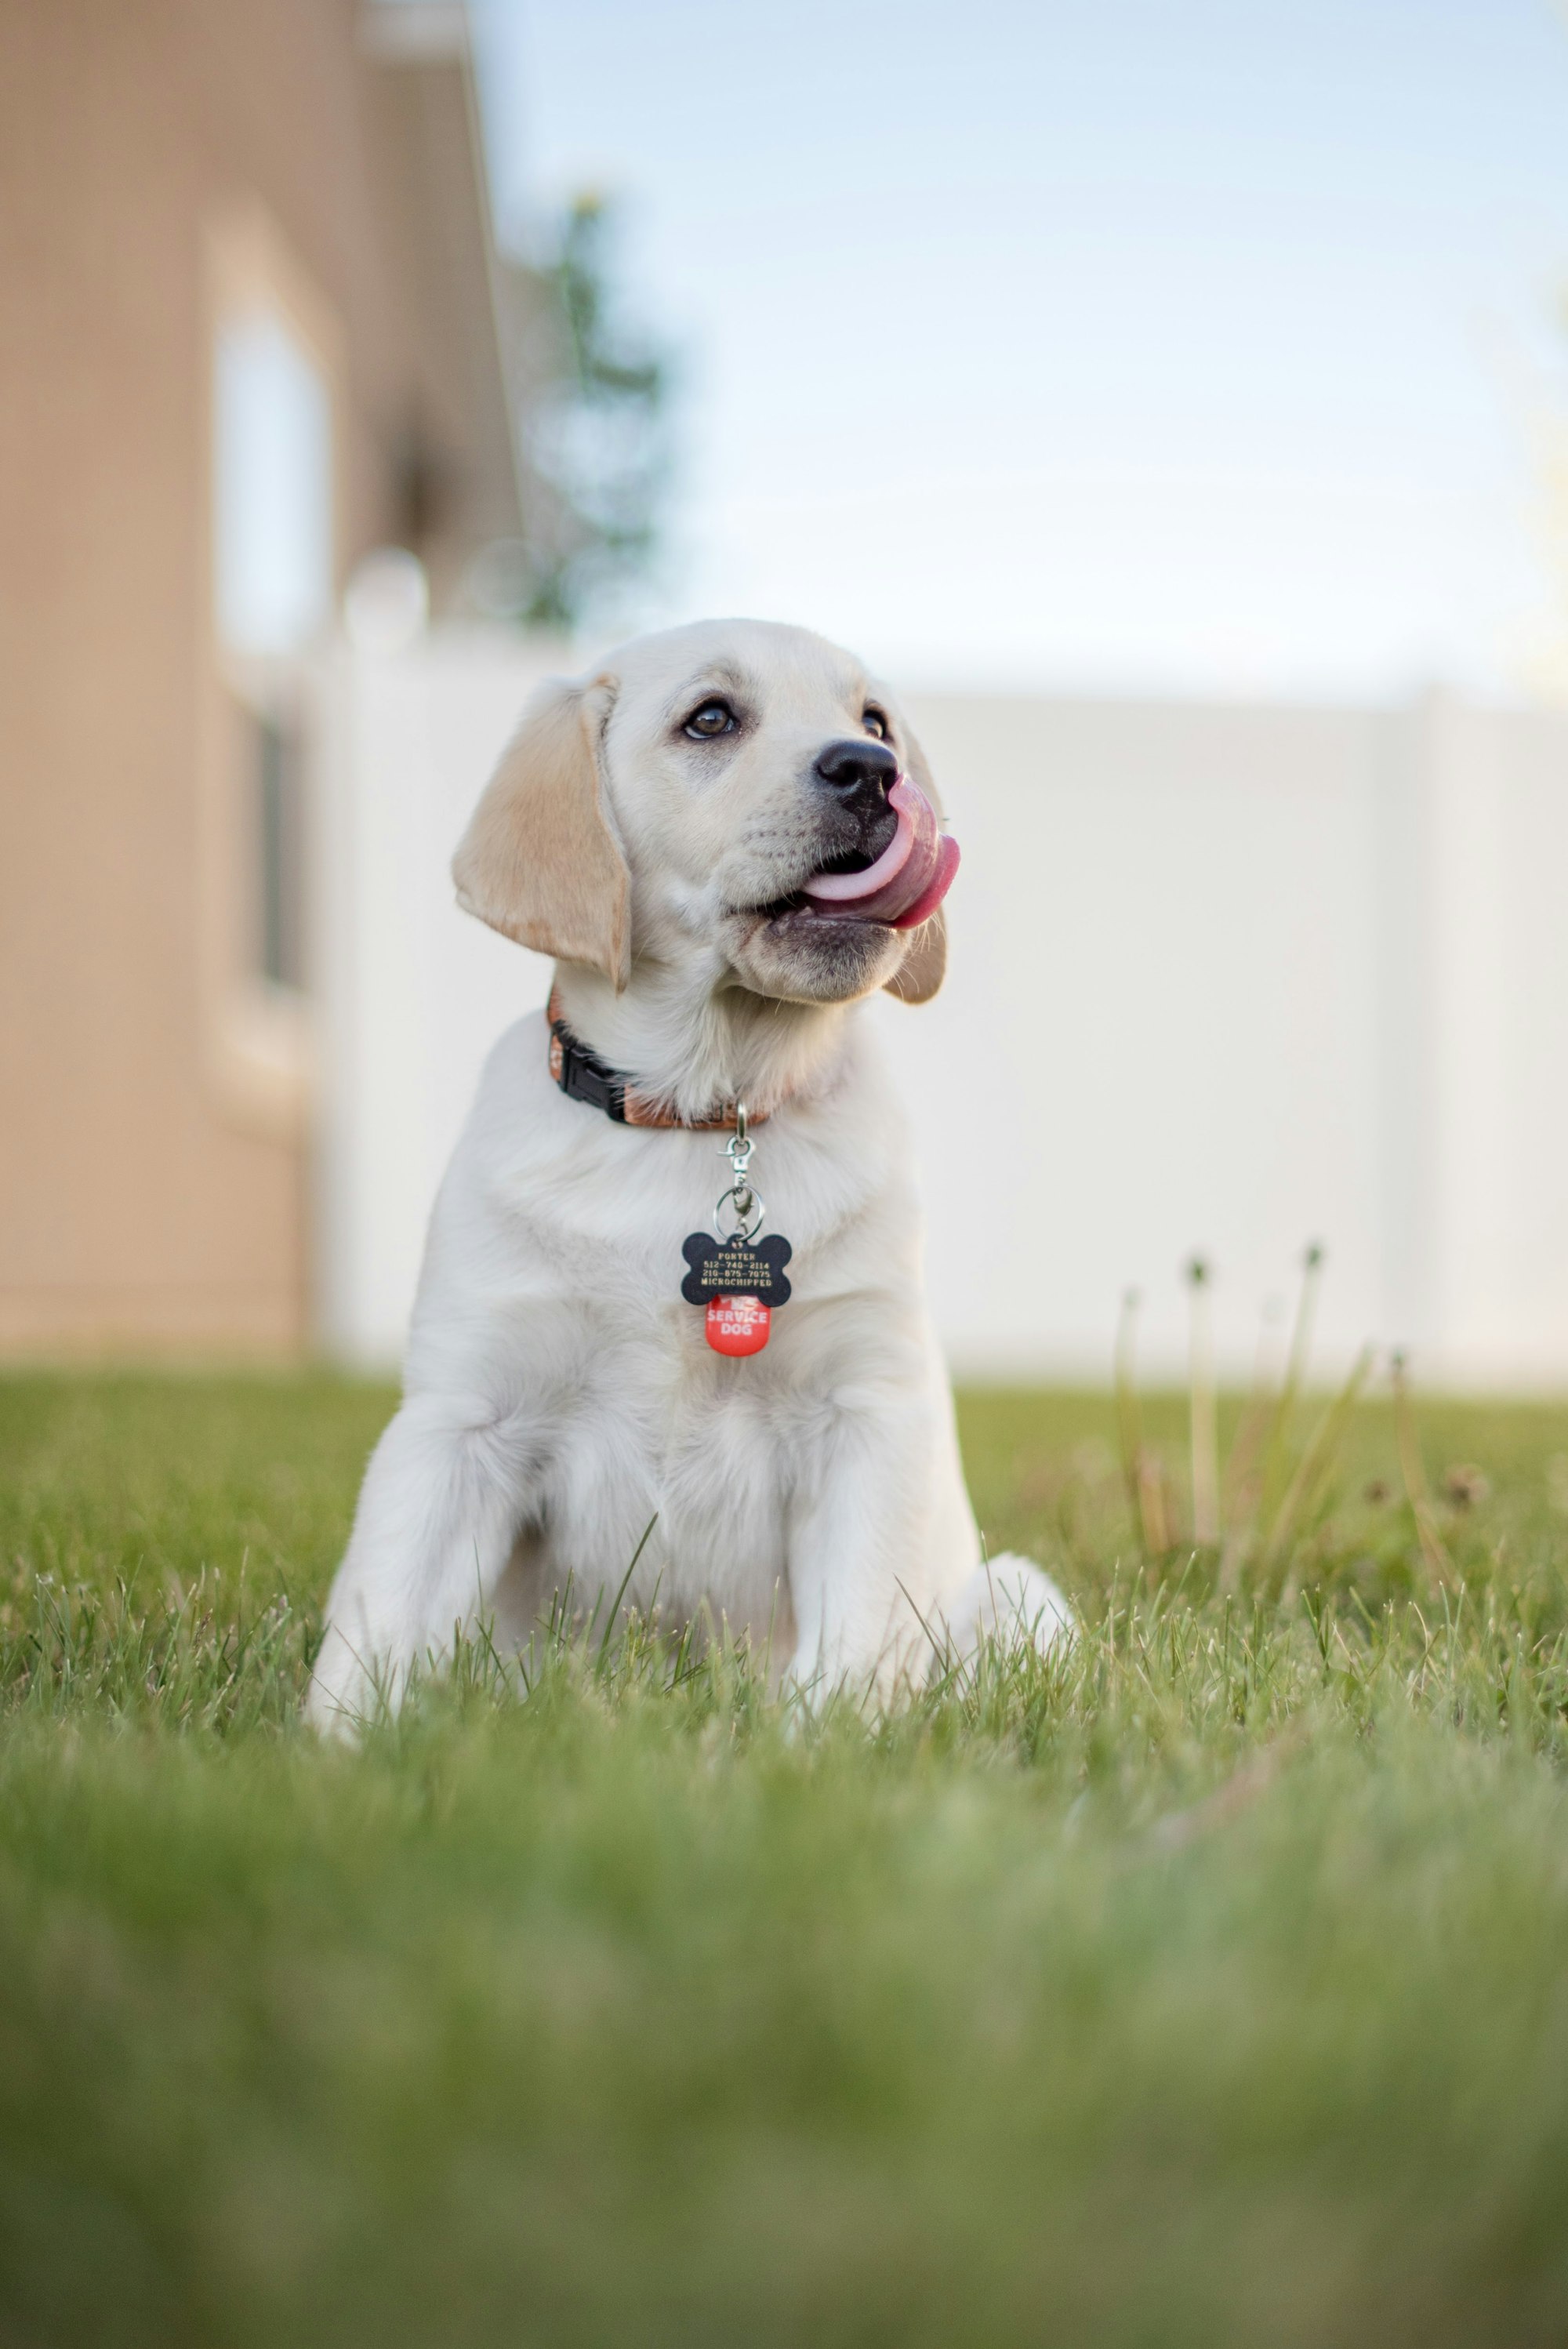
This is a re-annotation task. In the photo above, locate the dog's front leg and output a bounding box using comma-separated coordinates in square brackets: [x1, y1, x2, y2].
[783, 1389, 952, 1712]
[307, 1391, 536, 1731]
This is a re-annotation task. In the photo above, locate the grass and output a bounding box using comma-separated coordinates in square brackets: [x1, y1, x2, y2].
[5, 1373, 1568, 2344]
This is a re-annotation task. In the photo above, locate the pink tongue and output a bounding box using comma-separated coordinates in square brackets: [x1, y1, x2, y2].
[800, 775, 959, 926]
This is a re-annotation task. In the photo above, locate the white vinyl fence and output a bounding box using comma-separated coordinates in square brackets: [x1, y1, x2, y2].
[309, 631, 1568, 1389]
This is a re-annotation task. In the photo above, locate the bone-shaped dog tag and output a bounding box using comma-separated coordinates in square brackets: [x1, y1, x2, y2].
[681, 1233, 793, 1356]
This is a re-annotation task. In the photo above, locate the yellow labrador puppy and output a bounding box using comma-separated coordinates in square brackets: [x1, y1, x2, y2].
[309, 619, 1068, 1726]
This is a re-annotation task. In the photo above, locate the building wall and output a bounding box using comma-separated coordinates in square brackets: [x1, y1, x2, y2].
[0, 0, 503, 1353]
[309, 637, 1568, 1391]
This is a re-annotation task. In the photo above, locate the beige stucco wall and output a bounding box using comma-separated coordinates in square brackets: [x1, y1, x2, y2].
[0, 0, 503, 1355]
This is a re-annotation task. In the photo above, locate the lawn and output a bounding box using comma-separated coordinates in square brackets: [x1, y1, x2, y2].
[5, 1370, 1568, 2346]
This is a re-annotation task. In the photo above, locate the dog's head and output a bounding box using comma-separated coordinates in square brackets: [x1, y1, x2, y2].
[452, 618, 949, 1007]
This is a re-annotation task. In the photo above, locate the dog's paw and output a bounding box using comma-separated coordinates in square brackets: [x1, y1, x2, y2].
[935, 1553, 1075, 1665]
[303, 1621, 394, 1738]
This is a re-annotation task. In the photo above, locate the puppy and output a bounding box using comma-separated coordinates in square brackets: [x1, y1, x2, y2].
[308, 619, 1068, 1726]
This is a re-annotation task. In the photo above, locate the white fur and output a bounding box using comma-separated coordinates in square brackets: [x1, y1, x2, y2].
[309, 621, 1069, 1728]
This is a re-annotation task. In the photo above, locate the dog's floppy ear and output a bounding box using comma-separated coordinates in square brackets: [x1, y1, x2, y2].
[884, 906, 948, 1004]
[452, 673, 631, 989]
[883, 713, 948, 1005]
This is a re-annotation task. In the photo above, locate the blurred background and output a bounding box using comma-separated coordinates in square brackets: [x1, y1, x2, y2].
[4, 0, 1568, 1384]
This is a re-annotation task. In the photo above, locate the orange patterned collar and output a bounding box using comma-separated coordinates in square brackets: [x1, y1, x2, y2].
[546, 989, 769, 1131]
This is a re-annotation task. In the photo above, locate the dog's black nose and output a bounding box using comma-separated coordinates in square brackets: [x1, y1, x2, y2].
[813, 737, 898, 822]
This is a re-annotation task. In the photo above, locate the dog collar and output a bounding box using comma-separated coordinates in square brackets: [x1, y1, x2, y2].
[548, 989, 793, 1354]
[546, 989, 768, 1131]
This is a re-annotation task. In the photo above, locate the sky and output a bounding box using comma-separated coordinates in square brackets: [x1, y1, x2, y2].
[465, 0, 1568, 699]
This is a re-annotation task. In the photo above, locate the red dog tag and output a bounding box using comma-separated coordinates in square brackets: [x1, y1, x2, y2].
[682, 1232, 790, 1360]
[705, 1294, 771, 1356]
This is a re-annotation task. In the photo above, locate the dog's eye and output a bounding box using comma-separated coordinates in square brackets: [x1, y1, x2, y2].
[862, 707, 888, 740]
[684, 699, 736, 740]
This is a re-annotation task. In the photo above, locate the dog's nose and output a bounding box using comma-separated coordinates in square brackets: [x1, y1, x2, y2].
[813, 737, 898, 822]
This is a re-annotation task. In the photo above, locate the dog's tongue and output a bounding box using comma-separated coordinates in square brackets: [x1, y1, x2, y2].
[800, 775, 960, 928]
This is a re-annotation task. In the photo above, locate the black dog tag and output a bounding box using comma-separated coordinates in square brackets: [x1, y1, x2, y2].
[681, 1232, 793, 1356]
[681, 1233, 793, 1306]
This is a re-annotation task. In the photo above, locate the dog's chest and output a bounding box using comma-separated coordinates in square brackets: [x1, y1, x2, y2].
[445, 1059, 920, 1626]
[527, 1314, 804, 1625]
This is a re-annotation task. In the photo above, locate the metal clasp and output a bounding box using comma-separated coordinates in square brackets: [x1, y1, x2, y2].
[714, 1099, 764, 1241]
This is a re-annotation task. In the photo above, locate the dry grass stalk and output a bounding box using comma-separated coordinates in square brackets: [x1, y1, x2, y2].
[1123, 1241, 1397, 1599]
[1270, 1345, 1377, 1603]
[1392, 1350, 1456, 1584]
[1187, 1257, 1220, 1547]
[1218, 1302, 1283, 1553]
[1258, 1242, 1324, 1525]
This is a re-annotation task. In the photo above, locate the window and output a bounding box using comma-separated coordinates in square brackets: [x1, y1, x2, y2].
[212, 305, 328, 1000]
[213, 311, 332, 662]
[200, 205, 341, 1135]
